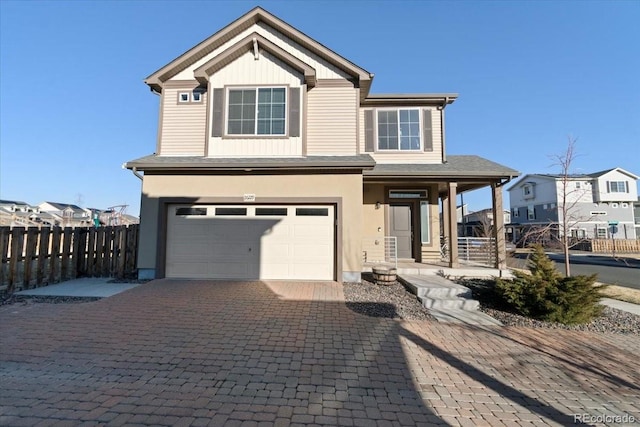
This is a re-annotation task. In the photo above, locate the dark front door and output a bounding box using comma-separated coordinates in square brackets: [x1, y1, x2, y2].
[390, 204, 412, 259]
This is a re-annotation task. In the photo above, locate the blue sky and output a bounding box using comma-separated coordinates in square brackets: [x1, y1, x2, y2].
[1, 0, 638, 216]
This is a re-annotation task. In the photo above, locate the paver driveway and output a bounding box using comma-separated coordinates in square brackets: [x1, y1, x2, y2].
[1, 279, 639, 426]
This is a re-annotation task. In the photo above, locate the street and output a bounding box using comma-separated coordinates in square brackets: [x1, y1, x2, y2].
[509, 252, 640, 290]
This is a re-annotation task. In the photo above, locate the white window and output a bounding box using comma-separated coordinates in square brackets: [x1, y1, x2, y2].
[527, 205, 536, 220]
[512, 208, 519, 218]
[227, 87, 286, 135]
[377, 109, 421, 150]
[611, 203, 619, 208]
[192, 91, 202, 103]
[608, 181, 628, 193]
[178, 92, 190, 103]
[543, 204, 548, 210]
[596, 228, 607, 238]
[622, 202, 629, 208]
[420, 201, 430, 243]
[523, 184, 534, 198]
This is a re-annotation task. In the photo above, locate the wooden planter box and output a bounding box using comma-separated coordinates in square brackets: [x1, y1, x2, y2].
[372, 266, 397, 286]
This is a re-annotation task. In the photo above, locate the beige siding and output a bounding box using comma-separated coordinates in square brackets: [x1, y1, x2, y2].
[207, 50, 303, 157]
[173, 22, 350, 81]
[159, 87, 207, 156]
[306, 85, 358, 155]
[358, 107, 443, 163]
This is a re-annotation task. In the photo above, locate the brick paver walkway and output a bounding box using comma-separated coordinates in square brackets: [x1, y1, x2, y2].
[1, 279, 638, 426]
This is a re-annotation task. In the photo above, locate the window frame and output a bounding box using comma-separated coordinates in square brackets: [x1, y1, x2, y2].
[608, 181, 628, 193]
[527, 205, 536, 220]
[178, 92, 190, 103]
[225, 86, 287, 137]
[376, 108, 422, 152]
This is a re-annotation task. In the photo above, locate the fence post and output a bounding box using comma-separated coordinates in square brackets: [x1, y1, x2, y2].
[23, 227, 39, 289]
[49, 227, 62, 283]
[60, 227, 72, 281]
[36, 227, 50, 286]
[76, 228, 88, 277]
[95, 228, 105, 277]
[0, 227, 10, 289]
[125, 225, 138, 278]
[8, 227, 25, 293]
[87, 227, 96, 276]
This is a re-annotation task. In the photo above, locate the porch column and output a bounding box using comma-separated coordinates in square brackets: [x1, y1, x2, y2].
[441, 193, 450, 249]
[492, 182, 507, 270]
[447, 182, 459, 268]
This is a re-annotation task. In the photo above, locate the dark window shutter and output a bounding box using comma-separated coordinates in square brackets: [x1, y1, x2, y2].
[288, 87, 300, 137]
[606, 181, 610, 193]
[423, 109, 433, 152]
[212, 88, 224, 137]
[364, 110, 374, 152]
[625, 181, 629, 193]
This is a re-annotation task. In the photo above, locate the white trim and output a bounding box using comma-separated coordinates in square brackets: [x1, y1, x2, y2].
[178, 91, 190, 103]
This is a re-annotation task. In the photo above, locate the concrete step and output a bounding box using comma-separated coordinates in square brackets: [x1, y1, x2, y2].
[422, 296, 479, 311]
[398, 274, 471, 299]
[429, 308, 503, 326]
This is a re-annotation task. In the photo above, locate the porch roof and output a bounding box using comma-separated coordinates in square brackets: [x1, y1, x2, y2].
[364, 155, 520, 180]
[125, 154, 376, 171]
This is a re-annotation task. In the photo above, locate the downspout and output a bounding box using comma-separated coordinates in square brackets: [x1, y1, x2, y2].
[131, 167, 143, 181]
[438, 97, 449, 163]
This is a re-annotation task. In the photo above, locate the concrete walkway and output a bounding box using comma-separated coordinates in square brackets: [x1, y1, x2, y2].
[601, 298, 640, 315]
[1, 279, 638, 426]
[14, 277, 142, 298]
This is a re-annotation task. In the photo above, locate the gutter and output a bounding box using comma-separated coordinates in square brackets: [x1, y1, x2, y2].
[131, 166, 143, 180]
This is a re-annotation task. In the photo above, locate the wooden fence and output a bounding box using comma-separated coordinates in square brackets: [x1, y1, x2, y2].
[572, 238, 640, 253]
[0, 225, 138, 294]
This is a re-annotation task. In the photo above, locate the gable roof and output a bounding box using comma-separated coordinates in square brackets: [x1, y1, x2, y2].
[40, 202, 85, 212]
[145, 7, 372, 94]
[193, 32, 317, 87]
[587, 167, 639, 180]
[508, 167, 639, 191]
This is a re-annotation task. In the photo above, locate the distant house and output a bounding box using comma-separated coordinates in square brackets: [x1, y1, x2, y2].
[507, 167, 639, 241]
[0, 200, 45, 227]
[460, 208, 512, 239]
[38, 202, 92, 226]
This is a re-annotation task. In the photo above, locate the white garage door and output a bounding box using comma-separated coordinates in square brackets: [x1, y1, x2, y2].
[166, 205, 334, 280]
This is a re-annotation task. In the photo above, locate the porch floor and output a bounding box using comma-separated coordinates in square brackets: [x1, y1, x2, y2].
[363, 260, 513, 279]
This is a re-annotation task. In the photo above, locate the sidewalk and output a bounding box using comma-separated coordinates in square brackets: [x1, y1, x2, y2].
[601, 298, 640, 316]
[14, 277, 142, 298]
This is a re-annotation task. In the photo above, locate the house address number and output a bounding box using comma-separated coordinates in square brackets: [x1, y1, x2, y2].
[243, 194, 256, 202]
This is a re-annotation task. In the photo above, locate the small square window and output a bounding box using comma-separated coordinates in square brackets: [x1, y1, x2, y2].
[178, 92, 190, 103]
[192, 91, 202, 102]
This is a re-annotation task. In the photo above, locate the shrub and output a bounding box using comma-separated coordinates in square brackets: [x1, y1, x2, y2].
[495, 245, 606, 324]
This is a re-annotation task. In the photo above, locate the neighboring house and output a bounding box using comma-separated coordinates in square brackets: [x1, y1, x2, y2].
[38, 202, 92, 226]
[460, 209, 511, 239]
[508, 167, 639, 242]
[125, 7, 519, 282]
[0, 200, 45, 227]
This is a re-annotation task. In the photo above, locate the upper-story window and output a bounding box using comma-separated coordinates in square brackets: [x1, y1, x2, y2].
[227, 87, 286, 136]
[522, 183, 534, 199]
[607, 181, 628, 193]
[377, 109, 421, 150]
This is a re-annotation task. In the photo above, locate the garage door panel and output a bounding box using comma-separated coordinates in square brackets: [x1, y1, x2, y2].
[166, 204, 334, 280]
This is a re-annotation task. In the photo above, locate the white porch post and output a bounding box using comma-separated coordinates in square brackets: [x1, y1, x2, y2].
[492, 182, 507, 270]
[447, 182, 459, 268]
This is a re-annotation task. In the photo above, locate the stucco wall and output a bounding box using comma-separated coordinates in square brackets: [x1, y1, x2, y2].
[138, 172, 363, 281]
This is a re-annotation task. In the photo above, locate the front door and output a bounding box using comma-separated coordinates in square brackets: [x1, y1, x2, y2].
[390, 204, 412, 259]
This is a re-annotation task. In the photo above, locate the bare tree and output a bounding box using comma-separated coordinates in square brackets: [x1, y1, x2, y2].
[520, 136, 594, 276]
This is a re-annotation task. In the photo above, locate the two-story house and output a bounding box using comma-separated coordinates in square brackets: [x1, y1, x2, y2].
[126, 7, 519, 282]
[508, 167, 639, 242]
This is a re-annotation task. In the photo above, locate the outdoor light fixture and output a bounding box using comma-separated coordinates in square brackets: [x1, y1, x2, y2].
[375, 202, 381, 209]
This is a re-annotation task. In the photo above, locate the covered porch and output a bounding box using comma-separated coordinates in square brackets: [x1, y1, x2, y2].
[361, 155, 520, 271]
